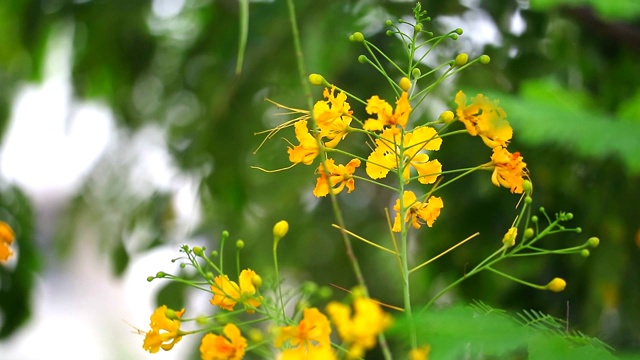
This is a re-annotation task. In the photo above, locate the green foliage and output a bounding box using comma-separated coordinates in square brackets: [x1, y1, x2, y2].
[530, 0, 640, 20]
[390, 302, 616, 360]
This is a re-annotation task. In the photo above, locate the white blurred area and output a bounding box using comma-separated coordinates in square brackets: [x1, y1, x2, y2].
[0, 13, 202, 360]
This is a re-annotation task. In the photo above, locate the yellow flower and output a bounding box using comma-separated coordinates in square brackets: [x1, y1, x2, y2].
[490, 147, 527, 194]
[142, 305, 185, 353]
[365, 127, 442, 184]
[273, 220, 289, 240]
[313, 158, 361, 197]
[455, 91, 512, 148]
[409, 345, 431, 360]
[210, 269, 263, 312]
[392, 191, 444, 232]
[363, 91, 411, 131]
[0, 221, 15, 262]
[314, 87, 352, 148]
[200, 323, 247, 360]
[275, 307, 335, 359]
[288, 120, 319, 165]
[326, 297, 393, 359]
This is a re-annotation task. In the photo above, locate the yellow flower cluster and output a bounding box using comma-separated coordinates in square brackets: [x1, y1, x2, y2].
[210, 269, 263, 313]
[455, 91, 528, 193]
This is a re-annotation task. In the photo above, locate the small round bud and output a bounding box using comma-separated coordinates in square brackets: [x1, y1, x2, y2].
[524, 196, 532, 205]
[358, 55, 368, 63]
[523, 228, 534, 239]
[581, 249, 590, 258]
[539, 207, 545, 213]
[450, 34, 458, 40]
[180, 263, 186, 269]
[248, 328, 264, 343]
[479, 55, 491, 64]
[273, 220, 289, 239]
[252, 274, 263, 288]
[399, 77, 411, 92]
[454, 53, 468, 67]
[386, 30, 394, 36]
[236, 240, 245, 249]
[565, 213, 573, 220]
[221, 230, 229, 239]
[385, 20, 393, 26]
[351, 32, 364, 42]
[302, 281, 318, 294]
[308, 73, 325, 86]
[411, 68, 421, 78]
[156, 271, 166, 278]
[165, 308, 184, 320]
[455, 28, 463, 35]
[439, 110, 455, 123]
[196, 315, 209, 325]
[546, 277, 567, 292]
[205, 271, 214, 281]
[193, 246, 204, 256]
[210, 250, 218, 257]
[414, 24, 422, 32]
[587, 237, 600, 248]
[531, 215, 538, 223]
[318, 286, 333, 299]
[522, 180, 532, 193]
[147, 276, 155, 282]
[576, 227, 582, 234]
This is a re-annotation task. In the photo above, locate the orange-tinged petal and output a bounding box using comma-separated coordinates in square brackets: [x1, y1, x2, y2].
[288, 120, 319, 165]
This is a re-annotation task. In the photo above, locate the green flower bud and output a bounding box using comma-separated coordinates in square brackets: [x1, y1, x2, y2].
[147, 276, 155, 282]
[522, 179, 532, 193]
[302, 281, 318, 294]
[455, 28, 463, 35]
[531, 215, 538, 223]
[193, 246, 204, 256]
[524, 196, 533, 205]
[414, 24, 422, 32]
[576, 227, 582, 234]
[588, 237, 600, 248]
[236, 239, 245, 249]
[308, 73, 325, 86]
[479, 55, 491, 64]
[450, 34, 458, 40]
[411, 68, 421, 78]
[454, 53, 468, 66]
[581, 249, 590, 258]
[385, 20, 393, 26]
[386, 30, 394, 36]
[566, 212, 574, 220]
[318, 286, 333, 299]
[196, 315, 209, 325]
[210, 250, 218, 257]
[156, 271, 166, 278]
[524, 228, 534, 239]
[358, 55, 368, 63]
[351, 32, 364, 42]
[205, 271, 214, 281]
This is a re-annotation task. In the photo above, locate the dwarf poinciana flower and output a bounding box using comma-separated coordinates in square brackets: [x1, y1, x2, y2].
[275, 307, 336, 359]
[210, 269, 263, 313]
[288, 120, 319, 165]
[490, 146, 527, 194]
[392, 190, 444, 232]
[200, 323, 247, 360]
[143, 306, 185, 353]
[455, 91, 512, 148]
[363, 91, 411, 131]
[313, 158, 361, 197]
[314, 87, 353, 148]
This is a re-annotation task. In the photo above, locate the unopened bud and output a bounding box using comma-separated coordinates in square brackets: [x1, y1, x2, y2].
[439, 110, 455, 123]
[581, 249, 590, 257]
[385, 20, 393, 26]
[455, 28, 463, 35]
[193, 246, 204, 256]
[522, 180, 532, 193]
[358, 55, 368, 64]
[479, 55, 491, 64]
[399, 77, 411, 92]
[252, 274, 263, 288]
[455, 53, 468, 66]
[502, 227, 517, 248]
[156, 271, 166, 278]
[273, 220, 289, 240]
[523, 228, 534, 239]
[236, 240, 245, 249]
[308, 73, 325, 86]
[351, 32, 364, 42]
[411, 68, 421, 78]
[546, 278, 566, 292]
[587, 237, 600, 248]
[414, 24, 422, 32]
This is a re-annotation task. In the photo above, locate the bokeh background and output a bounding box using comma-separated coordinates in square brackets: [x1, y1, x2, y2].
[0, 0, 639, 359]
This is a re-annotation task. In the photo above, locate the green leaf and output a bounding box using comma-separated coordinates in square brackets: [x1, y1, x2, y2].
[530, 0, 640, 20]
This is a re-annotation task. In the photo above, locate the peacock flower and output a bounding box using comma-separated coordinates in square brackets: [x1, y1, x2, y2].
[313, 158, 361, 197]
[200, 323, 247, 360]
[392, 190, 444, 232]
[455, 91, 512, 148]
[275, 307, 336, 359]
[363, 91, 411, 131]
[490, 147, 527, 194]
[314, 87, 353, 148]
[288, 120, 319, 165]
[142, 305, 186, 353]
[210, 269, 263, 313]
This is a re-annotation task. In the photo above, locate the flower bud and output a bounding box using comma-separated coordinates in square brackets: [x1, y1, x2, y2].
[581, 249, 590, 257]
[455, 28, 463, 35]
[523, 228, 534, 239]
[455, 53, 468, 67]
[546, 278, 566, 292]
[587, 237, 600, 248]
[351, 32, 364, 42]
[147, 276, 155, 282]
[439, 110, 455, 123]
[273, 220, 289, 240]
[411, 68, 421, 78]
[252, 274, 263, 288]
[210, 250, 218, 257]
[385, 20, 393, 26]
[399, 77, 411, 92]
[358, 55, 368, 63]
[450, 34, 458, 40]
[205, 271, 214, 281]
[308, 73, 325, 86]
[156, 271, 166, 278]
[414, 24, 422, 32]
[531, 215, 538, 223]
[479, 55, 491, 64]
[165, 307, 185, 320]
[248, 328, 264, 343]
[522, 180, 532, 194]
[524, 196, 532, 205]
[236, 240, 245, 249]
[502, 227, 517, 248]
[193, 246, 204, 256]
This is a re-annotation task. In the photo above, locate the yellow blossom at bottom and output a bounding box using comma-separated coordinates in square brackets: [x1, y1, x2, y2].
[200, 323, 247, 360]
[409, 345, 431, 360]
[275, 307, 336, 360]
[326, 297, 393, 358]
[142, 305, 186, 353]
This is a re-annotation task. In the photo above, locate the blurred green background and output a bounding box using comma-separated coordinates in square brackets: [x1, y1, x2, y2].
[0, 0, 639, 358]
